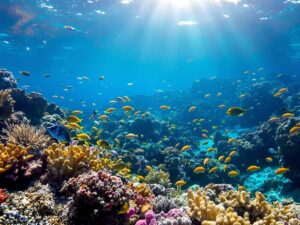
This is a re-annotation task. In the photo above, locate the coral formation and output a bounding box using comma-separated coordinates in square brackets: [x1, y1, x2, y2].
[145, 169, 171, 188]
[43, 143, 128, 181]
[0, 68, 17, 90]
[61, 170, 132, 225]
[0, 89, 15, 121]
[1, 123, 51, 150]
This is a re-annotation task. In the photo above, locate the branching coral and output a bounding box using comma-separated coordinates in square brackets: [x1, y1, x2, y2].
[0, 89, 15, 121]
[187, 186, 300, 225]
[1, 123, 51, 150]
[129, 183, 155, 214]
[145, 169, 171, 187]
[61, 170, 132, 225]
[43, 143, 128, 181]
[0, 143, 33, 175]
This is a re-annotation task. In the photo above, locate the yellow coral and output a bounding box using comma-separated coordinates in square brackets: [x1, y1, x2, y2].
[43, 143, 128, 180]
[0, 143, 33, 174]
[144, 169, 171, 187]
[188, 187, 300, 225]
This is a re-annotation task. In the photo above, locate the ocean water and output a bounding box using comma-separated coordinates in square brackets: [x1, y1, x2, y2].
[1, 0, 300, 224]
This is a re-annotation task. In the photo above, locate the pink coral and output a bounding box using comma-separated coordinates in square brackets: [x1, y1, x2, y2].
[0, 189, 9, 204]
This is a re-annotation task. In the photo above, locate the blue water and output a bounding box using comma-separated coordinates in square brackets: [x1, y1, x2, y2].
[1, 0, 300, 111]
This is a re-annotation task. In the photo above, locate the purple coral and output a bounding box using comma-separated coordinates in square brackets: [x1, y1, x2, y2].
[135, 210, 157, 225]
[61, 170, 132, 225]
[157, 208, 192, 225]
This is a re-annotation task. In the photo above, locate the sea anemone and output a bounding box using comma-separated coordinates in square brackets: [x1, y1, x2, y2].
[1, 123, 51, 150]
[0, 89, 15, 121]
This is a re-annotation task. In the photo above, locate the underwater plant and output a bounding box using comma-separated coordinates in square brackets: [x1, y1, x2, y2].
[1, 123, 51, 150]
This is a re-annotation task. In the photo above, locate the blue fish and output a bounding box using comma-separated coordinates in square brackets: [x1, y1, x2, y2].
[268, 148, 277, 154]
[47, 124, 71, 142]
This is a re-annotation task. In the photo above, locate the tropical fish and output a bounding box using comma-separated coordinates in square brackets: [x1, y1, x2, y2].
[265, 157, 273, 163]
[72, 110, 82, 115]
[96, 140, 111, 149]
[275, 167, 289, 175]
[282, 113, 294, 118]
[118, 202, 129, 214]
[207, 147, 216, 153]
[247, 165, 261, 172]
[160, 105, 170, 110]
[175, 180, 186, 186]
[181, 145, 191, 152]
[194, 166, 205, 173]
[208, 166, 218, 173]
[224, 157, 231, 164]
[189, 106, 197, 112]
[77, 133, 91, 141]
[122, 106, 134, 112]
[228, 170, 239, 177]
[229, 151, 237, 157]
[99, 75, 105, 80]
[204, 158, 210, 165]
[290, 126, 300, 135]
[99, 115, 109, 120]
[269, 117, 280, 122]
[226, 107, 246, 116]
[105, 108, 115, 114]
[19, 71, 31, 76]
[64, 25, 76, 31]
[268, 148, 277, 154]
[228, 138, 234, 144]
[67, 115, 82, 123]
[47, 124, 71, 142]
[218, 104, 226, 109]
[68, 122, 83, 130]
[125, 133, 138, 139]
[145, 165, 153, 171]
[218, 156, 225, 162]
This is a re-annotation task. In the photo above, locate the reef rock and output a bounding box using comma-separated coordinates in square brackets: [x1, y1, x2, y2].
[0, 69, 17, 90]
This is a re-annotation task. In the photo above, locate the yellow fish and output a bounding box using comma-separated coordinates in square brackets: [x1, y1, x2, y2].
[203, 158, 210, 165]
[290, 126, 300, 135]
[77, 133, 91, 141]
[282, 113, 294, 118]
[118, 202, 129, 214]
[105, 108, 115, 114]
[145, 165, 153, 171]
[181, 145, 191, 152]
[228, 170, 239, 177]
[223, 164, 227, 172]
[99, 115, 109, 120]
[269, 117, 280, 122]
[188, 106, 197, 113]
[247, 165, 261, 172]
[160, 105, 170, 110]
[175, 180, 186, 186]
[68, 122, 83, 130]
[67, 115, 82, 123]
[122, 106, 134, 112]
[265, 157, 273, 163]
[228, 138, 234, 144]
[194, 166, 205, 173]
[229, 151, 237, 157]
[226, 107, 246, 116]
[96, 140, 111, 149]
[224, 157, 231, 164]
[218, 155, 225, 162]
[136, 175, 145, 182]
[277, 87, 288, 94]
[72, 110, 82, 115]
[207, 147, 216, 153]
[274, 92, 282, 97]
[208, 166, 218, 174]
[275, 167, 289, 175]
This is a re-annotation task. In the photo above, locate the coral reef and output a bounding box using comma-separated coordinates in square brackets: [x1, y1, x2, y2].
[0, 89, 15, 121]
[43, 143, 128, 182]
[61, 170, 132, 225]
[0, 68, 17, 90]
[157, 208, 192, 225]
[0, 189, 8, 205]
[145, 169, 172, 188]
[1, 123, 51, 150]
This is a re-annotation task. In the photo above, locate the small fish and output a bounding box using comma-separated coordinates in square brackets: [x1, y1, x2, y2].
[204, 158, 210, 165]
[228, 170, 239, 177]
[207, 147, 216, 153]
[99, 75, 105, 80]
[218, 156, 225, 162]
[77, 133, 91, 141]
[160, 105, 170, 110]
[228, 138, 234, 144]
[47, 124, 71, 142]
[224, 157, 231, 164]
[269, 117, 280, 122]
[209, 166, 218, 173]
[226, 107, 246, 116]
[136, 175, 145, 182]
[290, 126, 300, 135]
[175, 180, 186, 186]
[265, 157, 273, 163]
[218, 104, 226, 109]
[125, 133, 138, 139]
[194, 166, 205, 173]
[64, 25, 76, 31]
[67, 115, 82, 123]
[275, 167, 289, 175]
[282, 113, 294, 118]
[68, 122, 83, 130]
[202, 133, 208, 139]
[188, 106, 197, 113]
[72, 110, 82, 115]
[118, 202, 129, 214]
[99, 115, 109, 120]
[247, 165, 261, 172]
[96, 140, 111, 149]
[116, 96, 125, 102]
[19, 71, 31, 76]
[122, 106, 134, 112]
[145, 165, 152, 171]
[204, 93, 211, 98]
[105, 108, 116, 114]
[229, 151, 237, 157]
[181, 145, 191, 152]
[266, 150, 276, 158]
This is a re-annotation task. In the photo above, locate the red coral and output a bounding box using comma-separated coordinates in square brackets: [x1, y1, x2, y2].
[0, 189, 9, 204]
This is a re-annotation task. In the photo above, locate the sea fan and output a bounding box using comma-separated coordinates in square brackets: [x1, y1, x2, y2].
[1, 123, 51, 150]
[0, 89, 15, 121]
